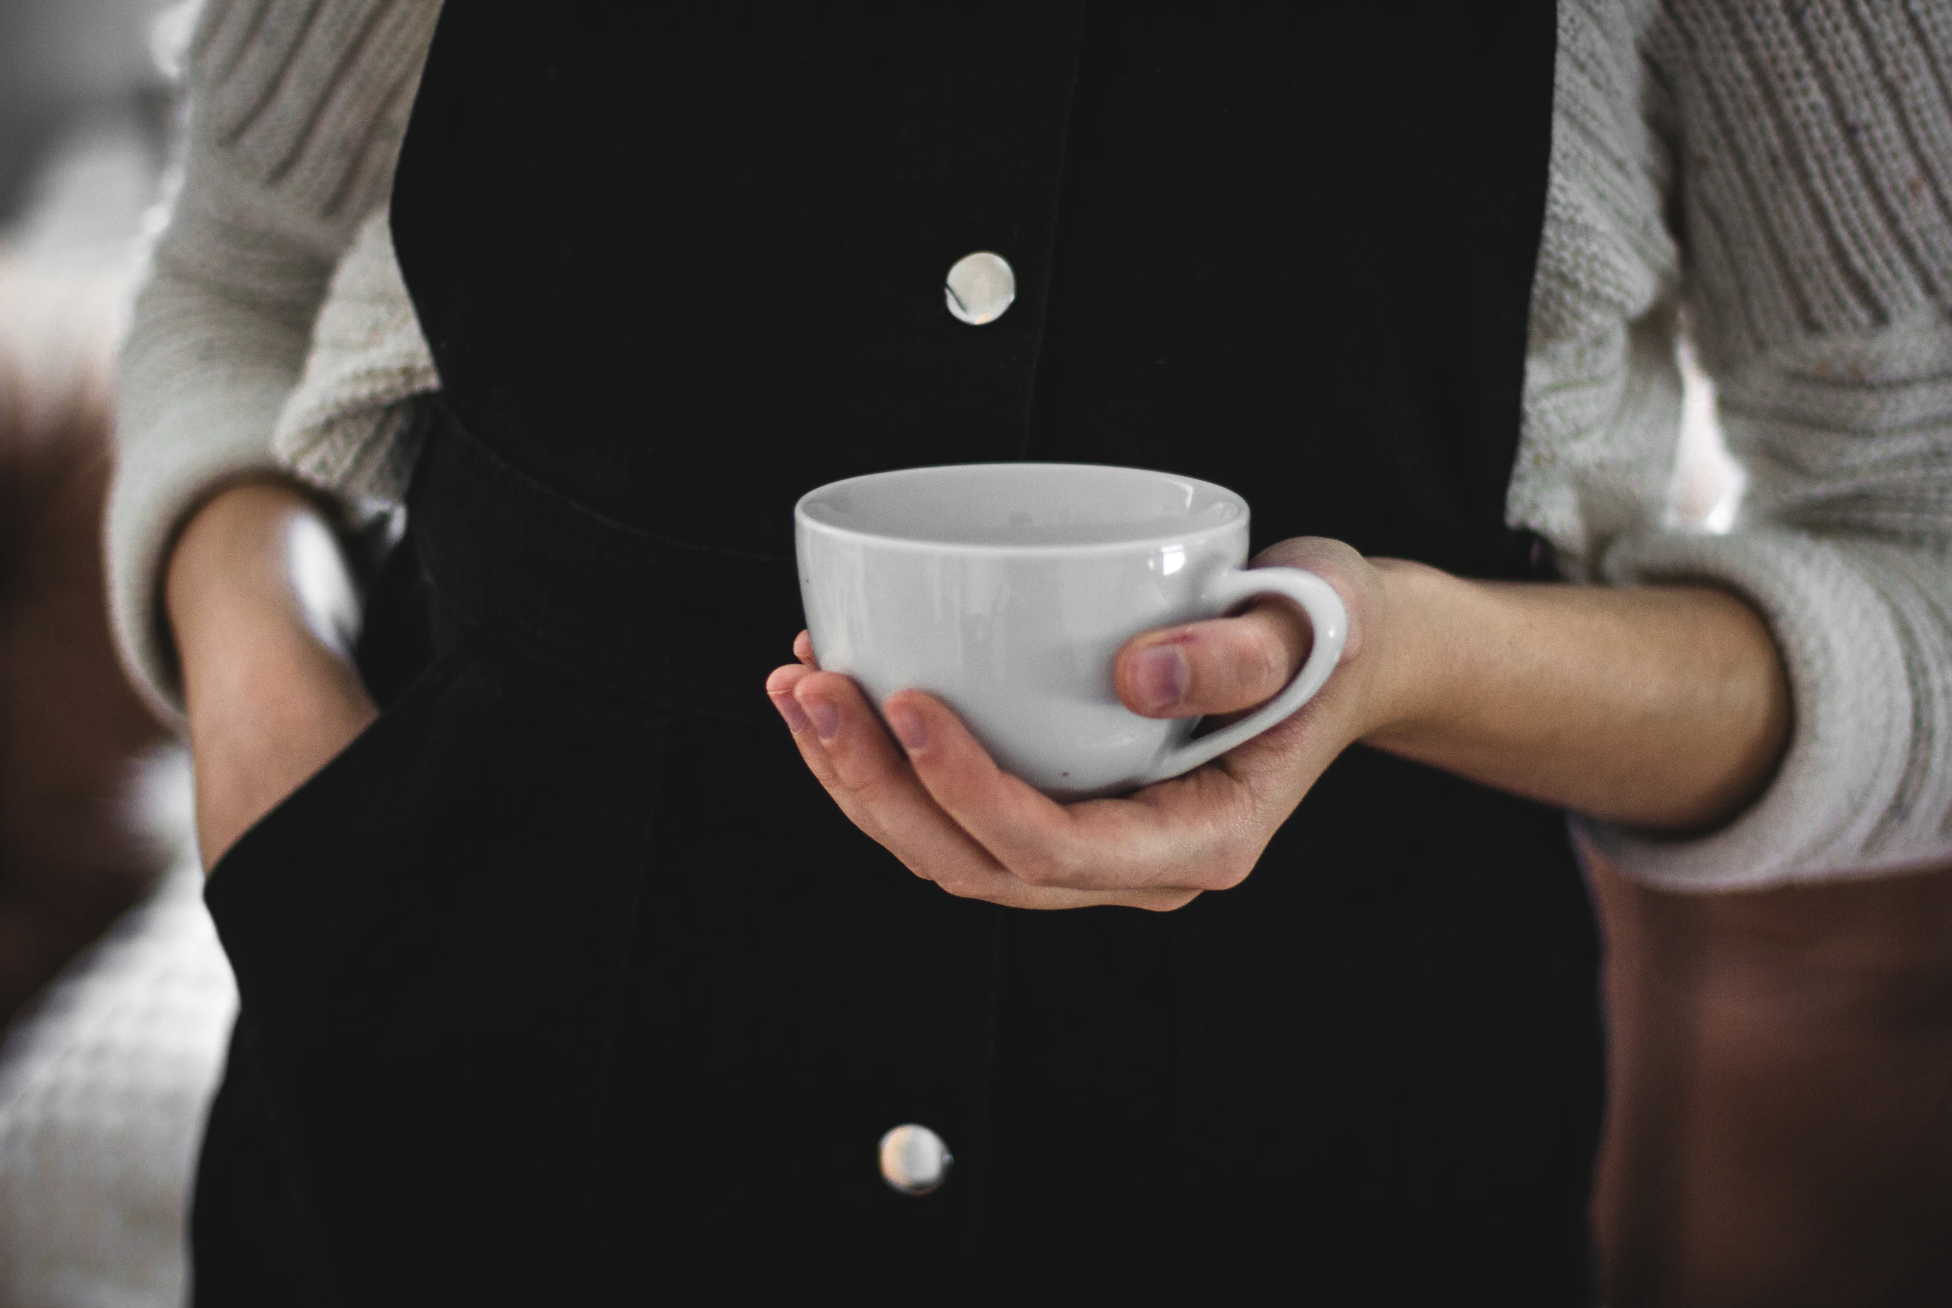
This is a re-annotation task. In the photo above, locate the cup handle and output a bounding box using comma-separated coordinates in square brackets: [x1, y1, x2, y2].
[1134, 567, 1349, 787]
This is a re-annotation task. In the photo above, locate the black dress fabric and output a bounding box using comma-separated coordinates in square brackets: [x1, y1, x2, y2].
[191, 5, 1602, 1304]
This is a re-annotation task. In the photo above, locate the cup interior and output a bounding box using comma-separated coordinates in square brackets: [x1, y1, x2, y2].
[798, 463, 1244, 548]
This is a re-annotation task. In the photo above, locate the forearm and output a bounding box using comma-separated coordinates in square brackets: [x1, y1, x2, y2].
[1359, 560, 1791, 832]
[167, 482, 376, 865]
[111, 262, 324, 722]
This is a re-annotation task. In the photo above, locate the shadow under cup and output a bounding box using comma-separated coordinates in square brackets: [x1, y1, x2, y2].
[794, 463, 1345, 799]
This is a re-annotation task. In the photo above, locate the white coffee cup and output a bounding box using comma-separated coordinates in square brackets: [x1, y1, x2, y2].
[794, 463, 1347, 799]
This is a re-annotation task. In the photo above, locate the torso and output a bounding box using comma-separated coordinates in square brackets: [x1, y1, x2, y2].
[196, 7, 1602, 1303]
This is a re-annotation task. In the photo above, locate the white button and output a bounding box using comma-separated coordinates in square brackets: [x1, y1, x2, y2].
[945, 251, 1015, 325]
[878, 1123, 952, 1196]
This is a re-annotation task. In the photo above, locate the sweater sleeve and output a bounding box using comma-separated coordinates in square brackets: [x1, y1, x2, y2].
[1587, 318, 1952, 890]
[1519, 0, 1952, 889]
[108, 0, 439, 727]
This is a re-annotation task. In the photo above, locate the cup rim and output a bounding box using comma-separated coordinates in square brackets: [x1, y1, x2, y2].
[794, 462, 1249, 555]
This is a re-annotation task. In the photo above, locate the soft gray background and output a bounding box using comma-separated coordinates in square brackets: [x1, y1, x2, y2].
[0, 0, 176, 222]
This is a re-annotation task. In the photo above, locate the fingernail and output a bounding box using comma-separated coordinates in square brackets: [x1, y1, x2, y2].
[769, 690, 808, 734]
[886, 704, 928, 752]
[803, 695, 841, 741]
[1132, 644, 1189, 712]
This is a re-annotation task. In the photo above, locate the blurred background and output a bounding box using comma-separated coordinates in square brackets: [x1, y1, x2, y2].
[1, 3, 235, 1306]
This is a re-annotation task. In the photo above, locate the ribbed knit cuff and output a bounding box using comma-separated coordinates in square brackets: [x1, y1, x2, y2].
[1581, 525, 1921, 890]
[106, 383, 291, 731]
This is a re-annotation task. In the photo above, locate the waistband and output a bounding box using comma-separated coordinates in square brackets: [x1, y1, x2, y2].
[407, 405, 806, 723]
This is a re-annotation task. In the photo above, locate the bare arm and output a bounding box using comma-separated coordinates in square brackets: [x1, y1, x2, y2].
[166, 483, 376, 868]
[1110, 546, 1788, 833]
[1321, 557, 1787, 832]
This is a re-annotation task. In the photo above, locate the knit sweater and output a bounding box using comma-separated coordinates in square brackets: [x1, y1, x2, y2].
[110, 0, 1952, 890]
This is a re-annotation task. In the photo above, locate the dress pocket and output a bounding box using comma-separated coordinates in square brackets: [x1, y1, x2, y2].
[195, 635, 671, 1298]
[203, 638, 480, 899]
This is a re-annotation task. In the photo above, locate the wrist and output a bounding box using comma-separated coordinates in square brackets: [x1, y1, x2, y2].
[1352, 557, 1462, 747]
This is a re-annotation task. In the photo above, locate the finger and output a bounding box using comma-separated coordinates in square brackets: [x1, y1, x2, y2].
[1114, 600, 1311, 719]
[766, 662, 816, 736]
[771, 668, 1200, 908]
[793, 630, 819, 669]
[767, 664, 863, 810]
[790, 673, 1145, 909]
[1247, 535, 1374, 663]
[885, 689, 1259, 897]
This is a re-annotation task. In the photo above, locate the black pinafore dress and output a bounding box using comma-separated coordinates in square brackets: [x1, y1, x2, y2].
[192, 6, 1601, 1305]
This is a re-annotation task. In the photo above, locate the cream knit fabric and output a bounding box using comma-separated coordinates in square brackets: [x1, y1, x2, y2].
[111, 0, 1952, 889]
[1519, 0, 1952, 887]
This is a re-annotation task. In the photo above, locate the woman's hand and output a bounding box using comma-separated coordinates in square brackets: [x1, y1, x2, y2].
[766, 539, 1384, 910]
[167, 483, 378, 869]
[766, 534, 1792, 912]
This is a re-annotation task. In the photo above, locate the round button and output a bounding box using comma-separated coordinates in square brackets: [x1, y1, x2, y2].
[944, 251, 1016, 325]
[878, 1123, 952, 1196]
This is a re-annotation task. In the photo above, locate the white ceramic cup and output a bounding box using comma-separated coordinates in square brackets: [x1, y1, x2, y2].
[794, 463, 1347, 799]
